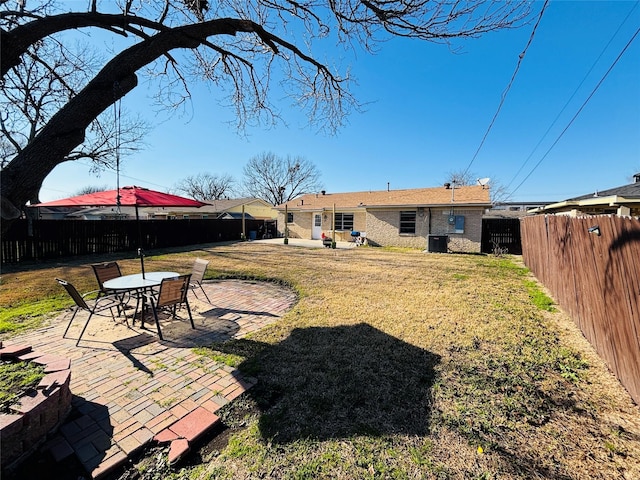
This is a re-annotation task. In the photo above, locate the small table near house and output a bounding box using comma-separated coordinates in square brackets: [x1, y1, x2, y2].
[104, 271, 179, 328]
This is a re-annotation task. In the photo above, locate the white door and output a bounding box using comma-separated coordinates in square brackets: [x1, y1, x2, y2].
[312, 214, 322, 239]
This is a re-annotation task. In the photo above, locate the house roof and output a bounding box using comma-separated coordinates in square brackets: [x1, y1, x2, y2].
[568, 181, 640, 201]
[276, 185, 491, 211]
[530, 176, 640, 214]
[202, 197, 273, 210]
[34, 197, 275, 220]
[216, 212, 254, 219]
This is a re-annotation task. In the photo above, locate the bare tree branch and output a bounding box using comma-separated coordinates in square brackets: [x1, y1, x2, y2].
[0, 38, 148, 182]
[1, 0, 531, 231]
[242, 152, 323, 205]
[174, 172, 237, 200]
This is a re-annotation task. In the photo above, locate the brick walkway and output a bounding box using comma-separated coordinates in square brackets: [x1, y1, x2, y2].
[4, 279, 296, 479]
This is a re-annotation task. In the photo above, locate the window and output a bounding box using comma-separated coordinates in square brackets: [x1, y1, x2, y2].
[399, 211, 416, 234]
[314, 214, 321, 227]
[287, 212, 294, 223]
[334, 213, 354, 230]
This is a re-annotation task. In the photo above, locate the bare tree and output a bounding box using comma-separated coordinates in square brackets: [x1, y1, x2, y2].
[445, 169, 476, 187]
[243, 152, 322, 205]
[1, 0, 531, 232]
[445, 169, 511, 204]
[174, 172, 236, 201]
[74, 185, 110, 195]
[487, 181, 512, 205]
[0, 29, 148, 204]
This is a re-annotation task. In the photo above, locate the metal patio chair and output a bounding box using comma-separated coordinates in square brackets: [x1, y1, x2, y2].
[91, 261, 130, 314]
[57, 278, 122, 346]
[146, 274, 194, 340]
[91, 262, 122, 295]
[189, 258, 211, 303]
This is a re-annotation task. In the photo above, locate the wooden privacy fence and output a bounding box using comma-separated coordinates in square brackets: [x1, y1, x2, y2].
[1, 218, 275, 265]
[521, 215, 640, 404]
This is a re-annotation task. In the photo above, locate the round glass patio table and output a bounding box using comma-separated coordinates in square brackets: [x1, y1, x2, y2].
[103, 272, 179, 329]
[103, 271, 179, 291]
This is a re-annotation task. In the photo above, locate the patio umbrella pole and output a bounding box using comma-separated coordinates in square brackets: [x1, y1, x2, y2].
[135, 204, 146, 278]
[138, 248, 146, 279]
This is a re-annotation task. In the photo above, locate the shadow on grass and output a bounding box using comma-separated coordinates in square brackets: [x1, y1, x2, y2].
[218, 323, 441, 443]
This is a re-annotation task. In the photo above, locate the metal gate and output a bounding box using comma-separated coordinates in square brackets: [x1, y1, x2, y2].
[481, 218, 522, 255]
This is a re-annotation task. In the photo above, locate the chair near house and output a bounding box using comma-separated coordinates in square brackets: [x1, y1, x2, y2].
[147, 274, 194, 341]
[57, 278, 122, 346]
[189, 258, 211, 303]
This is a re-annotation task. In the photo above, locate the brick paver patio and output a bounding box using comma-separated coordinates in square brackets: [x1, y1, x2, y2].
[3, 279, 296, 479]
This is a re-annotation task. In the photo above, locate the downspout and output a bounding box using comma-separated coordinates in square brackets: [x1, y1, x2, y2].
[428, 208, 432, 234]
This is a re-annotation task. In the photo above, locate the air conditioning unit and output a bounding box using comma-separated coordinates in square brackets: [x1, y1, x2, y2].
[428, 235, 448, 253]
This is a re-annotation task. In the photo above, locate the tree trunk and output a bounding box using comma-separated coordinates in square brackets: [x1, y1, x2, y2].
[0, 72, 137, 234]
[1, 18, 257, 235]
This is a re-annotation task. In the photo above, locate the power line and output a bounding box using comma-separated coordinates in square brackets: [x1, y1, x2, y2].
[504, 1, 640, 191]
[509, 25, 640, 197]
[41, 160, 174, 199]
[462, 0, 549, 178]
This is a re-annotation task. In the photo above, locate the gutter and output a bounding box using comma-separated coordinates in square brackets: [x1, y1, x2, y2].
[363, 203, 492, 210]
[275, 202, 493, 212]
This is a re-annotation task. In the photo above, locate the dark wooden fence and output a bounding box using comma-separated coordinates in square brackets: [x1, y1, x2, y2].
[521, 215, 640, 404]
[481, 218, 522, 255]
[1, 218, 276, 265]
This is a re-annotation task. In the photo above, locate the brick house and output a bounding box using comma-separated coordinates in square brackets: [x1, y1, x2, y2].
[275, 185, 491, 252]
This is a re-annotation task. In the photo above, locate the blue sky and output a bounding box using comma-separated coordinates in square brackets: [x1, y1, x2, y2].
[40, 1, 640, 203]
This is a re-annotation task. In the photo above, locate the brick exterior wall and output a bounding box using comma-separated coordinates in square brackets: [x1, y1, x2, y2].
[366, 208, 483, 252]
[433, 208, 483, 253]
[277, 211, 367, 242]
[277, 211, 306, 239]
[365, 210, 429, 248]
[278, 208, 483, 252]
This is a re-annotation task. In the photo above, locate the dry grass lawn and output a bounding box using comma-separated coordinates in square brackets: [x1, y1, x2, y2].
[1, 241, 639, 479]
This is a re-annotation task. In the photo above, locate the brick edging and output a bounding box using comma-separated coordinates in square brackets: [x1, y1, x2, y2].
[0, 343, 73, 473]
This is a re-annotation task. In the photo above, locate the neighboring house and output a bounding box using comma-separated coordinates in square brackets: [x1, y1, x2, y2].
[147, 197, 275, 220]
[275, 185, 492, 252]
[485, 201, 555, 218]
[530, 173, 640, 217]
[35, 206, 133, 220]
[35, 197, 276, 220]
[203, 197, 276, 220]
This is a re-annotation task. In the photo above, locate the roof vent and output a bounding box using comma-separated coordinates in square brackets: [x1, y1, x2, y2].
[321, 190, 326, 195]
[444, 183, 451, 189]
[634, 173, 640, 183]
